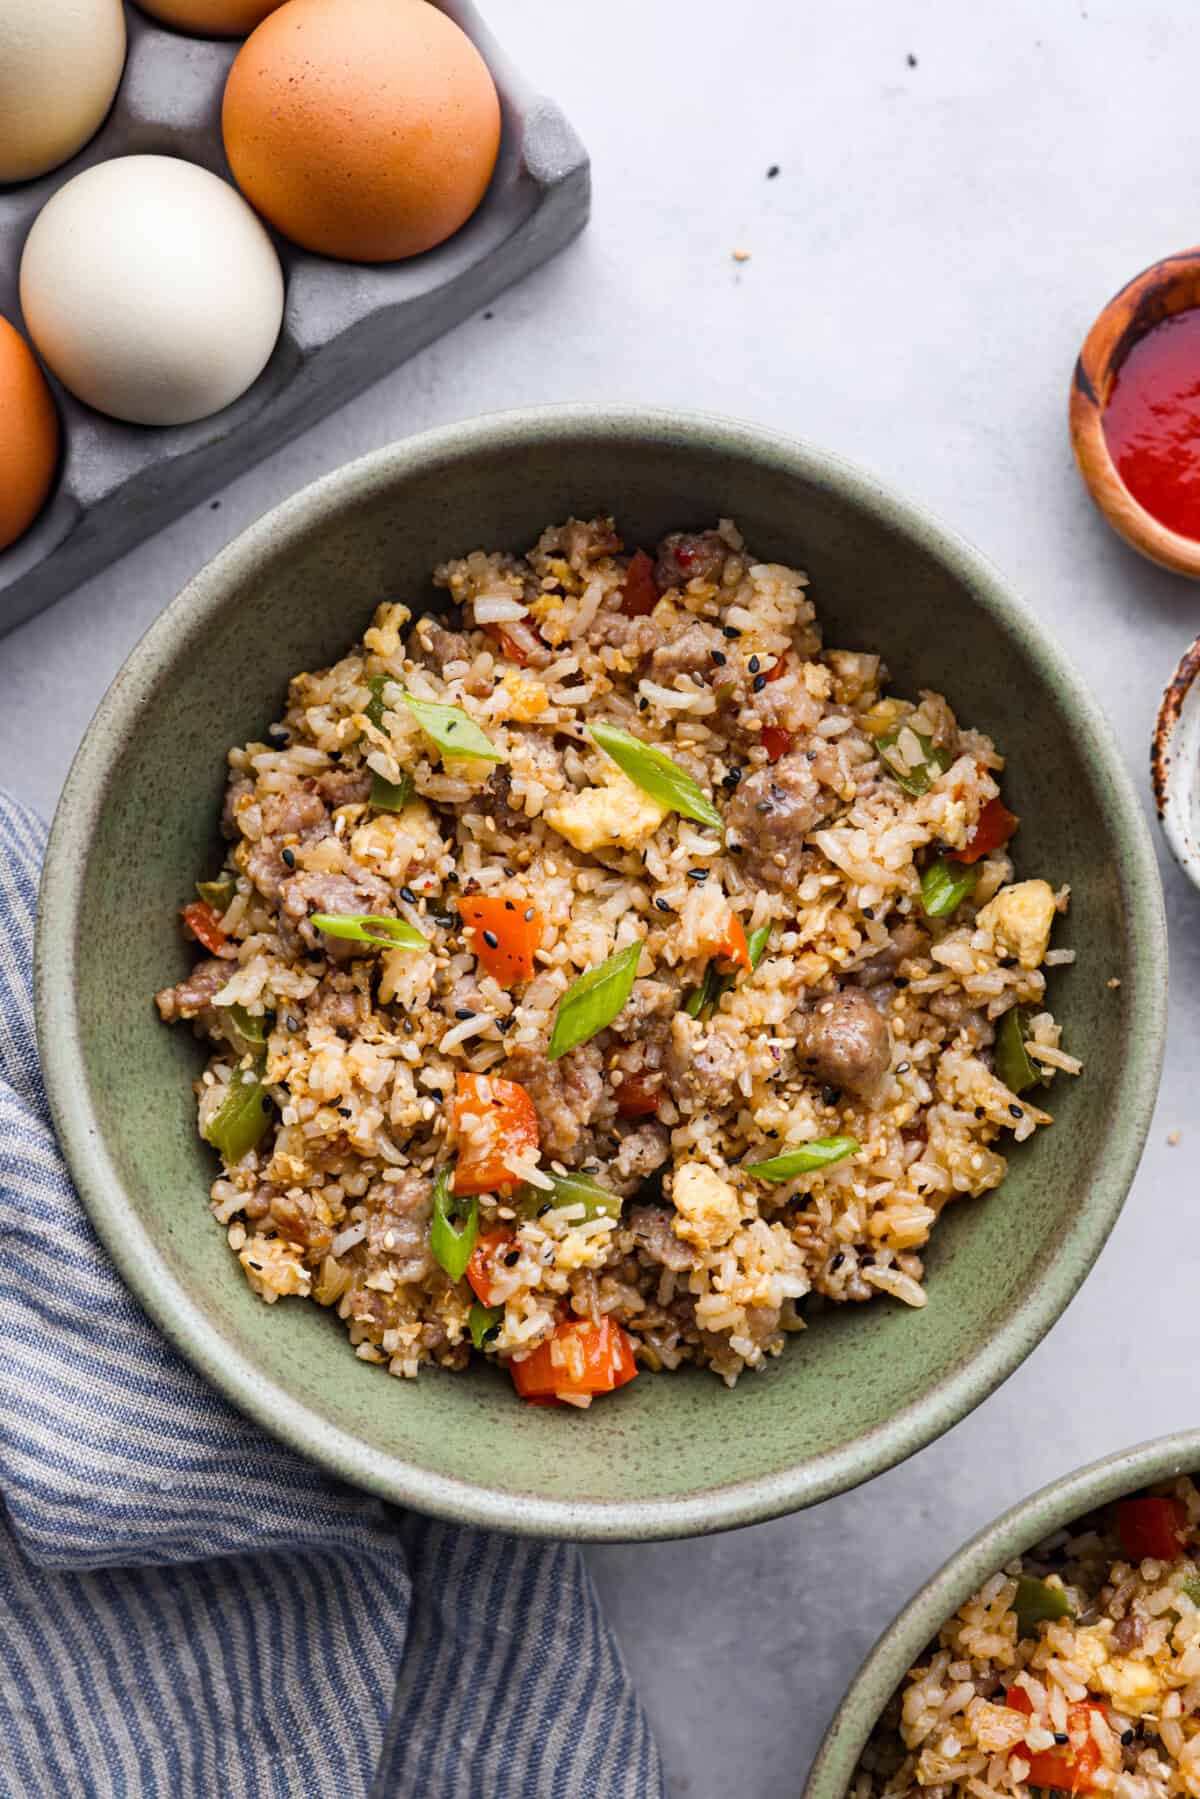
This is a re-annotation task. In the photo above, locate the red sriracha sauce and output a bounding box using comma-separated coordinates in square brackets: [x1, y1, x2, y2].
[1102, 309, 1200, 539]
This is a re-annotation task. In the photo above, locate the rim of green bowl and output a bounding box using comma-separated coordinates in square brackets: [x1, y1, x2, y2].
[35, 405, 1168, 1539]
[805, 1428, 1200, 1799]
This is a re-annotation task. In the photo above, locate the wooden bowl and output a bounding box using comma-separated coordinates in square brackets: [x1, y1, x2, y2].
[1070, 247, 1200, 576]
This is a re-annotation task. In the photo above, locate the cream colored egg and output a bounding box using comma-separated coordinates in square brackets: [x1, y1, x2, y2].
[0, 0, 127, 183]
[20, 156, 285, 427]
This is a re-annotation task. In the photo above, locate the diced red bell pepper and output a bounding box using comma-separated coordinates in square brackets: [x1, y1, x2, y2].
[459, 894, 544, 986]
[760, 725, 794, 763]
[1006, 1689, 1105, 1793]
[1117, 1495, 1188, 1562]
[483, 617, 547, 667]
[951, 796, 1019, 865]
[508, 1317, 638, 1402]
[714, 911, 751, 971]
[620, 549, 658, 617]
[614, 1073, 662, 1118]
[452, 1073, 540, 1196]
[181, 900, 228, 955]
[467, 1227, 516, 1306]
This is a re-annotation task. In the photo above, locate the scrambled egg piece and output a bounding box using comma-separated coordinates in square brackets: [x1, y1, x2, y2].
[349, 801, 439, 877]
[546, 773, 668, 854]
[672, 1163, 741, 1251]
[976, 878, 1057, 969]
[1092, 1655, 1162, 1716]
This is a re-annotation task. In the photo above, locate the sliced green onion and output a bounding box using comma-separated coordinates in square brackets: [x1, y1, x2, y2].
[879, 725, 951, 798]
[308, 912, 428, 950]
[469, 1301, 504, 1350]
[589, 722, 722, 833]
[401, 691, 504, 762]
[430, 1168, 478, 1282]
[686, 924, 772, 1021]
[196, 876, 236, 911]
[369, 770, 414, 811]
[1014, 1575, 1073, 1641]
[547, 940, 643, 1062]
[226, 1003, 270, 1047]
[1179, 1572, 1200, 1608]
[747, 923, 772, 969]
[518, 1170, 622, 1223]
[743, 1136, 860, 1181]
[995, 1005, 1041, 1095]
[684, 962, 732, 1022]
[203, 1060, 273, 1163]
[364, 673, 390, 729]
[920, 857, 978, 920]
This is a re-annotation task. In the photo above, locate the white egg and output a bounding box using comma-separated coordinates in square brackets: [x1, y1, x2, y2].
[19, 156, 285, 427]
[0, 0, 127, 184]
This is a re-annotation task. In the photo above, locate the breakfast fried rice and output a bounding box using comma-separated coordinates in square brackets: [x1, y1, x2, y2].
[853, 1480, 1200, 1799]
[155, 515, 1079, 1406]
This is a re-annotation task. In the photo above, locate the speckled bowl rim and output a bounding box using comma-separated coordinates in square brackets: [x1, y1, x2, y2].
[805, 1430, 1200, 1799]
[1152, 632, 1200, 892]
[36, 405, 1168, 1539]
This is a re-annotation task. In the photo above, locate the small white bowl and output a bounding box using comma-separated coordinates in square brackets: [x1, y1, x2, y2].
[1153, 634, 1200, 886]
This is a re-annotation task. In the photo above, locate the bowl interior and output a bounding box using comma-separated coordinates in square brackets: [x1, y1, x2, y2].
[805, 1431, 1200, 1799]
[40, 411, 1166, 1536]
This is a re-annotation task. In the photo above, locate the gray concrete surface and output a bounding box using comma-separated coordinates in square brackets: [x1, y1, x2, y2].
[1, 3, 1195, 1794]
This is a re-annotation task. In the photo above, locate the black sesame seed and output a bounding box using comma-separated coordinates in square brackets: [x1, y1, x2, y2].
[454, 1007, 475, 1020]
[862, 907, 875, 920]
[446, 871, 460, 885]
[261, 1096, 271, 1112]
[752, 674, 767, 693]
[722, 625, 741, 639]
[896, 1061, 910, 1074]
[483, 929, 499, 949]
[974, 1106, 986, 1119]
[1122, 1731, 1134, 1746]
[822, 1085, 841, 1107]
[1000, 956, 1018, 969]
[524, 907, 535, 921]
[638, 697, 649, 711]
[281, 847, 296, 869]
[504, 867, 516, 878]
[537, 1203, 551, 1217]
[711, 649, 728, 666]
[654, 897, 671, 912]
[503, 1249, 520, 1267]
[1054, 1735, 1069, 1746]
[894, 976, 909, 989]
[496, 1017, 513, 1034]
[1009, 1103, 1023, 1119]
[446, 721, 457, 733]
[830, 1252, 845, 1271]
[767, 164, 780, 178]
[687, 868, 708, 882]
[400, 886, 418, 904]
[504, 900, 515, 911]
[285, 1015, 299, 1033]
[337, 1106, 352, 1118]
[748, 655, 761, 673]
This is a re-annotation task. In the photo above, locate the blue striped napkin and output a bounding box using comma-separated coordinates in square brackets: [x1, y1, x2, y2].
[0, 792, 663, 1798]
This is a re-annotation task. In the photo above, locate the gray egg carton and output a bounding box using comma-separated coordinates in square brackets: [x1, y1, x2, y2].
[0, 1, 589, 637]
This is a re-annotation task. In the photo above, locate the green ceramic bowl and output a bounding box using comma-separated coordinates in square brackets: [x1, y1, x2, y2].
[806, 1430, 1200, 1799]
[36, 406, 1166, 1539]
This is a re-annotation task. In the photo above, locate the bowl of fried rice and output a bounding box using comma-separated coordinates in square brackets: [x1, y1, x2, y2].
[37, 406, 1166, 1537]
[809, 1431, 1200, 1799]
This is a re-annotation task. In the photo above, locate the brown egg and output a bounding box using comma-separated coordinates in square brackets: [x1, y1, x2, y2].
[135, 1, 285, 35]
[0, 317, 59, 553]
[222, 0, 501, 263]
